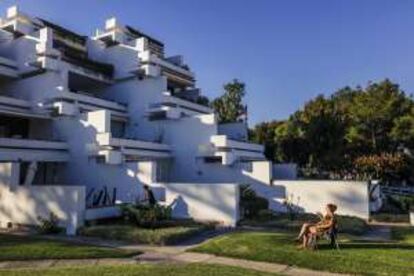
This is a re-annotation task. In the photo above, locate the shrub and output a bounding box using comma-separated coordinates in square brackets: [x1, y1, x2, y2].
[240, 185, 269, 219]
[120, 203, 172, 228]
[80, 224, 210, 245]
[37, 212, 62, 234]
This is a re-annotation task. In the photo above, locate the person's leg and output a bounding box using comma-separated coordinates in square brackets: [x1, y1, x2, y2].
[304, 226, 318, 248]
[297, 223, 311, 240]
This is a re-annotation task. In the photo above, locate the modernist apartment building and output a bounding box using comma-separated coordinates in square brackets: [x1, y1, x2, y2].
[0, 6, 286, 233]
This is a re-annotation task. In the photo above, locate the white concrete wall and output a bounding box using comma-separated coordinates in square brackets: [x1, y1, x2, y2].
[164, 183, 239, 227]
[84, 206, 121, 221]
[272, 180, 370, 219]
[0, 163, 85, 235]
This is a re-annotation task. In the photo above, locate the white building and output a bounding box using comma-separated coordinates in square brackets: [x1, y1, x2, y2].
[0, 6, 370, 234]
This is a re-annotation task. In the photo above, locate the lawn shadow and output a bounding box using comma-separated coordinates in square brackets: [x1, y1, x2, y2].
[317, 240, 414, 251]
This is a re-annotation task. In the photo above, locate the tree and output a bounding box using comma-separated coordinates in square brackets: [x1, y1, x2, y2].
[211, 79, 247, 123]
[249, 79, 414, 182]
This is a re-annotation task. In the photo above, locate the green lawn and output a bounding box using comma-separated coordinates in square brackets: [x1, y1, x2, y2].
[0, 264, 278, 276]
[391, 226, 414, 244]
[0, 234, 139, 261]
[80, 224, 207, 245]
[241, 213, 369, 235]
[192, 230, 414, 275]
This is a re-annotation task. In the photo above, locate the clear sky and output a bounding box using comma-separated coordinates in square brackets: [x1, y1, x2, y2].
[1, 0, 414, 125]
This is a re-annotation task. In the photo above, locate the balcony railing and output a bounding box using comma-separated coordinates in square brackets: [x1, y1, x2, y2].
[147, 93, 213, 120]
[47, 91, 128, 119]
[139, 51, 194, 84]
[211, 135, 264, 153]
[95, 132, 172, 164]
[0, 137, 69, 162]
[0, 56, 18, 78]
[0, 95, 50, 119]
[207, 135, 265, 165]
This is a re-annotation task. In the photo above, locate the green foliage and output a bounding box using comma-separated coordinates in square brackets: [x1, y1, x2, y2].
[371, 213, 410, 223]
[353, 153, 410, 180]
[120, 203, 172, 229]
[37, 212, 62, 234]
[80, 224, 210, 245]
[195, 95, 210, 107]
[211, 79, 247, 123]
[239, 185, 269, 219]
[391, 227, 414, 244]
[250, 79, 414, 181]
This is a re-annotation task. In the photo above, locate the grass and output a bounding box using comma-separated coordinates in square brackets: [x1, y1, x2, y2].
[192, 230, 414, 275]
[241, 213, 369, 235]
[80, 224, 208, 245]
[0, 234, 138, 261]
[391, 226, 414, 244]
[370, 213, 410, 223]
[0, 263, 278, 276]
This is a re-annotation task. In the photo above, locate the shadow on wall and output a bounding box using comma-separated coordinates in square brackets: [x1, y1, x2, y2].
[168, 195, 190, 219]
[162, 183, 239, 226]
[273, 181, 370, 219]
[0, 183, 85, 233]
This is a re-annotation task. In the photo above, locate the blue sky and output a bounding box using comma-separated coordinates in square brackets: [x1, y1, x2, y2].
[2, 0, 414, 125]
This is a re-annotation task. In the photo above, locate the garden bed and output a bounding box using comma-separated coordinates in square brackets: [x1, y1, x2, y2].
[80, 222, 212, 245]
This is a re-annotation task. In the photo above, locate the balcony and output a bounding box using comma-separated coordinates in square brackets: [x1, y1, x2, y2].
[0, 95, 49, 119]
[207, 135, 265, 165]
[147, 92, 213, 120]
[0, 137, 69, 162]
[45, 91, 128, 120]
[95, 132, 172, 164]
[139, 51, 195, 86]
[0, 56, 18, 78]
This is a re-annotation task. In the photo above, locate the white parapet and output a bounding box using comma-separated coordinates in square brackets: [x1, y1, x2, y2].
[95, 132, 172, 164]
[209, 135, 265, 165]
[147, 93, 213, 120]
[139, 50, 195, 85]
[0, 56, 18, 78]
[0, 138, 69, 162]
[48, 91, 128, 119]
[0, 181, 85, 235]
[163, 182, 240, 227]
[272, 180, 370, 220]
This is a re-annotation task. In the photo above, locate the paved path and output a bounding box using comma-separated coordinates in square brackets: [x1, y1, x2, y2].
[0, 231, 347, 276]
[0, 252, 345, 276]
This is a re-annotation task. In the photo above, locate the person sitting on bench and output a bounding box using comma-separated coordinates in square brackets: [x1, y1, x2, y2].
[295, 203, 337, 249]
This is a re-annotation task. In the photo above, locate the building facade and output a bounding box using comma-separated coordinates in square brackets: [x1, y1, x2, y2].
[0, 6, 371, 234]
[0, 6, 277, 233]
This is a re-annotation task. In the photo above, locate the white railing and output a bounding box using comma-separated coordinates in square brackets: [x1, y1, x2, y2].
[211, 135, 264, 153]
[0, 95, 31, 110]
[0, 56, 17, 68]
[0, 137, 69, 162]
[139, 51, 194, 79]
[0, 56, 18, 78]
[67, 62, 112, 83]
[58, 91, 127, 113]
[96, 132, 171, 159]
[160, 93, 213, 114]
[0, 137, 68, 150]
